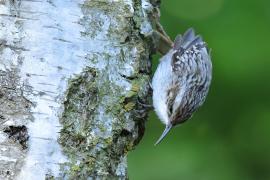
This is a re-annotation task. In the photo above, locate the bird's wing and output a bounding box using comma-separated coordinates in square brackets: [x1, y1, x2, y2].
[173, 28, 202, 48]
[183, 28, 195, 40]
[172, 29, 204, 73]
[166, 82, 180, 118]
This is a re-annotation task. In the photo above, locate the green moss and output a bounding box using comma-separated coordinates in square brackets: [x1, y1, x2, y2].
[124, 102, 136, 111]
[71, 165, 80, 172]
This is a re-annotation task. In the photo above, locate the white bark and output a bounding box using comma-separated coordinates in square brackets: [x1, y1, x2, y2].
[0, 0, 158, 179]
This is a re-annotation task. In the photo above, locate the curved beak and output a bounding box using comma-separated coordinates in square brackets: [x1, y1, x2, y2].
[154, 123, 173, 146]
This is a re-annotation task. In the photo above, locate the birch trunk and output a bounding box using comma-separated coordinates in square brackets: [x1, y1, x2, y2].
[0, 0, 159, 179]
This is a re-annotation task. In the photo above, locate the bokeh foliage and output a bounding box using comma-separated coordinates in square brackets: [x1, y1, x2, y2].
[128, 0, 270, 179]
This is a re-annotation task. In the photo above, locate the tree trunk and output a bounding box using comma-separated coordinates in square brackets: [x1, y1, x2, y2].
[0, 0, 159, 179]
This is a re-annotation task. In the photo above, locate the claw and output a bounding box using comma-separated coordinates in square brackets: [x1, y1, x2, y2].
[137, 98, 153, 109]
[148, 80, 153, 90]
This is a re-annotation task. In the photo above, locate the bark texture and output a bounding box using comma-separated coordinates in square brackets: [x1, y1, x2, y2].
[0, 0, 159, 179]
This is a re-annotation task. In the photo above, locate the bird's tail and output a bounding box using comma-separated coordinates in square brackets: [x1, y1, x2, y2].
[173, 28, 203, 51]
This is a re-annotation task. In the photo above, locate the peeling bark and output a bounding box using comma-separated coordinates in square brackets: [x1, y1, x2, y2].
[0, 0, 160, 179]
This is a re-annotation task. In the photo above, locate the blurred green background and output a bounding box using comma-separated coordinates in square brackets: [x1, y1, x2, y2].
[128, 0, 270, 179]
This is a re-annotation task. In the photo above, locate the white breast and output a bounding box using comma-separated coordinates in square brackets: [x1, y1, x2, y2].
[152, 50, 174, 125]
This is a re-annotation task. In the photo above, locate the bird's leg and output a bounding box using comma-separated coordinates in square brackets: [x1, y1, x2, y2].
[134, 109, 147, 119]
[135, 79, 153, 109]
[153, 22, 174, 55]
[148, 79, 153, 90]
[137, 98, 153, 109]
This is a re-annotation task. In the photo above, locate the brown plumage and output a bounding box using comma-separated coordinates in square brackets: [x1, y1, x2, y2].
[152, 28, 212, 145]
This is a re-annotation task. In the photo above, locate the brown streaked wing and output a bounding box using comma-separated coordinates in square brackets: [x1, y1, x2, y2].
[166, 83, 180, 118]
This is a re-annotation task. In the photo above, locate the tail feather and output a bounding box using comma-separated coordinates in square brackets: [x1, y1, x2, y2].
[182, 28, 195, 43]
[173, 35, 183, 50]
[174, 28, 203, 51]
[185, 35, 203, 50]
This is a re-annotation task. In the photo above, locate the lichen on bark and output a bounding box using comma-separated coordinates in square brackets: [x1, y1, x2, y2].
[0, 68, 32, 179]
[0, 0, 161, 179]
[58, 0, 160, 178]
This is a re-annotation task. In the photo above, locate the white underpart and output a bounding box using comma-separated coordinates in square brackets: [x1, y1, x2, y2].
[152, 50, 175, 125]
[0, 0, 100, 179]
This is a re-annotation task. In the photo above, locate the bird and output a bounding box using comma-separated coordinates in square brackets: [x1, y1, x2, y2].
[152, 28, 212, 145]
